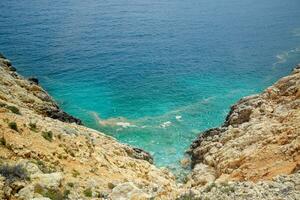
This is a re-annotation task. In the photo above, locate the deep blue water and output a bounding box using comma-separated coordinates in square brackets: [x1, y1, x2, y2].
[1, 0, 300, 172]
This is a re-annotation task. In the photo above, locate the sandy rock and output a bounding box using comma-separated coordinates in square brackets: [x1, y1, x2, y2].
[0, 55, 178, 199]
[110, 182, 150, 200]
[18, 185, 35, 200]
[31, 172, 63, 189]
[188, 163, 216, 186]
[187, 66, 300, 187]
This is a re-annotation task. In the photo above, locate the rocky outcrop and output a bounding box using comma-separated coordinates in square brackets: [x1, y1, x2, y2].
[180, 171, 300, 200]
[187, 65, 300, 190]
[125, 147, 154, 164]
[0, 58, 82, 125]
[0, 56, 179, 199]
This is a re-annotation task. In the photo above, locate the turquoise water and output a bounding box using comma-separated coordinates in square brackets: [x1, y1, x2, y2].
[1, 0, 300, 172]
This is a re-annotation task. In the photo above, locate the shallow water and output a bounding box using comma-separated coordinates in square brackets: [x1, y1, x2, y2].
[0, 0, 300, 172]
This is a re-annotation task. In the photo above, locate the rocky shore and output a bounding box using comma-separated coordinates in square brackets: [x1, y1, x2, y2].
[183, 64, 300, 199]
[0, 55, 179, 199]
[0, 54, 299, 199]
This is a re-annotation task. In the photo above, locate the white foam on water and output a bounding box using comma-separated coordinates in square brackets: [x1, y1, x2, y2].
[160, 121, 172, 128]
[272, 47, 300, 69]
[175, 115, 182, 121]
[116, 122, 136, 128]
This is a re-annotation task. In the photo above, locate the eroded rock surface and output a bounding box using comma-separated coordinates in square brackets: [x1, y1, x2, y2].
[0, 58, 82, 125]
[186, 65, 300, 197]
[0, 56, 179, 199]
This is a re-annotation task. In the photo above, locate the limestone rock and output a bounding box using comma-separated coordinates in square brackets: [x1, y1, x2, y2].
[0, 55, 178, 199]
[187, 65, 300, 189]
[31, 172, 63, 189]
[110, 182, 151, 200]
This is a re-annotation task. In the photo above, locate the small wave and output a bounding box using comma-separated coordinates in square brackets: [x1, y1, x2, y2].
[160, 121, 172, 128]
[116, 122, 136, 128]
[272, 47, 300, 68]
[175, 115, 182, 121]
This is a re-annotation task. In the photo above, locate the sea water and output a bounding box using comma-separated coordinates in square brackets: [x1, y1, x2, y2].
[0, 0, 300, 173]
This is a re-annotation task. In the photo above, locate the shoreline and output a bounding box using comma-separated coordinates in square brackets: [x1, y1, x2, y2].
[0, 54, 299, 199]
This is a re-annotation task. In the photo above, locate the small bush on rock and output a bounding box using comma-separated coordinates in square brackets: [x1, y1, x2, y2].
[0, 164, 28, 183]
[42, 131, 53, 142]
[0, 102, 7, 107]
[0, 137, 6, 146]
[83, 188, 92, 197]
[67, 182, 74, 188]
[8, 122, 18, 132]
[32, 160, 54, 173]
[72, 169, 80, 177]
[6, 106, 21, 115]
[29, 122, 37, 132]
[44, 189, 65, 200]
[34, 184, 68, 200]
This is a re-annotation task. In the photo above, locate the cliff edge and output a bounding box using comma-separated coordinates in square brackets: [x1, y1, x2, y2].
[183, 65, 300, 199]
[0, 55, 179, 199]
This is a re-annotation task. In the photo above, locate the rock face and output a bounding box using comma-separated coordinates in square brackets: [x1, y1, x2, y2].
[186, 65, 300, 195]
[1, 54, 300, 199]
[0, 58, 82, 125]
[180, 171, 300, 200]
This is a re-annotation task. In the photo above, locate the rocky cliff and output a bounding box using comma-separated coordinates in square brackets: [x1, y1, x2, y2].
[0, 54, 299, 200]
[0, 55, 179, 199]
[183, 64, 300, 199]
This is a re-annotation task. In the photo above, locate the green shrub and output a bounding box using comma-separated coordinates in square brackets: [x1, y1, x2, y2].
[70, 151, 75, 157]
[0, 102, 6, 107]
[0, 137, 6, 146]
[29, 122, 37, 132]
[34, 183, 44, 194]
[6, 106, 21, 115]
[34, 184, 68, 200]
[83, 188, 92, 197]
[0, 164, 28, 183]
[32, 160, 54, 174]
[63, 189, 70, 197]
[72, 169, 80, 177]
[8, 122, 18, 132]
[44, 189, 65, 200]
[42, 131, 53, 142]
[67, 182, 74, 188]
